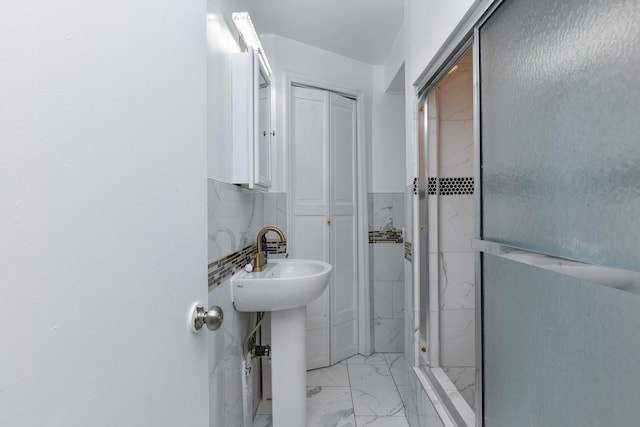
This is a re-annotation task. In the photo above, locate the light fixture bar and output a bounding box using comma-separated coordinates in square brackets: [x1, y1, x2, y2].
[232, 12, 272, 77]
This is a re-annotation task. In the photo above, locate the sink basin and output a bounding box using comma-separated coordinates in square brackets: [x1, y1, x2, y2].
[231, 258, 332, 312]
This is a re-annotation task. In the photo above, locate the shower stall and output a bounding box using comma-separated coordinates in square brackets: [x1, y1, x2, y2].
[412, 0, 640, 425]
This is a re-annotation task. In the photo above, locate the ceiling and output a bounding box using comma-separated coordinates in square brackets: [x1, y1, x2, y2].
[246, 0, 404, 65]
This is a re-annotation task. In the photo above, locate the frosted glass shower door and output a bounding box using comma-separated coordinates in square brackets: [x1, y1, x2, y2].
[477, 0, 640, 424]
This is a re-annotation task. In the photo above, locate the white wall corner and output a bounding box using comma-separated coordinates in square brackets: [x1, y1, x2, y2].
[371, 67, 406, 193]
[383, 21, 405, 94]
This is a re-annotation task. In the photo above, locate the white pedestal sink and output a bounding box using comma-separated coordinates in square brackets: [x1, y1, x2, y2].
[230, 258, 332, 427]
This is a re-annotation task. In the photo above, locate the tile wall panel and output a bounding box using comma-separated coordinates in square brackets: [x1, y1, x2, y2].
[369, 193, 405, 353]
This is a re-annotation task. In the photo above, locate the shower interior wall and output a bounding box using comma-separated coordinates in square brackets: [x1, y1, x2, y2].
[427, 51, 476, 408]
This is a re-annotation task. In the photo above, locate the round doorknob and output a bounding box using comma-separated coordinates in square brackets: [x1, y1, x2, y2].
[191, 303, 224, 332]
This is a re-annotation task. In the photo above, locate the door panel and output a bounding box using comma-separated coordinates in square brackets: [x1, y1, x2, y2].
[331, 95, 357, 207]
[329, 93, 358, 363]
[0, 1, 209, 425]
[305, 320, 330, 369]
[291, 87, 358, 369]
[331, 215, 358, 362]
[291, 87, 329, 209]
[291, 86, 332, 369]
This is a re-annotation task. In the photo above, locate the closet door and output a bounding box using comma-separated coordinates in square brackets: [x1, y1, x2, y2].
[290, 86, 331, 369]
[290, 86, 358, 369]
[329, 93, 358, 363]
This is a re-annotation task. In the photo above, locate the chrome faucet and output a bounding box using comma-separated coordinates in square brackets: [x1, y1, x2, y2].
[253, 226, 286, 272]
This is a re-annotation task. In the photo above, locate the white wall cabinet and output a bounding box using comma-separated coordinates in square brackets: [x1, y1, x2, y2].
[208, 50, 271, 189]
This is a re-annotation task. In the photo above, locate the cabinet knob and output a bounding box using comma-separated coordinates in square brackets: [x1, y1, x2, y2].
[271, 130, 276, 136]
[263, 131, 267, 137]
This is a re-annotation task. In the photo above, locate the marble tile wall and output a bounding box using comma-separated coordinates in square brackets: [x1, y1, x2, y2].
[369, 193, 405, 353]
[207, 179, 287, 427]
[207, 180, 287, 264]
[430, 50, 476, 409]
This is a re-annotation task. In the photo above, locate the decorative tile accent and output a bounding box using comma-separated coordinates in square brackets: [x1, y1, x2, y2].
[427, 177, 474, 195]
[404, 242, 413, 262]
[207, 240, 287, 290]
[369, 229, 404, 244]
[428, 177, 438, 195]
[266, 239, 287, 254]
[207, 245, 255, 290]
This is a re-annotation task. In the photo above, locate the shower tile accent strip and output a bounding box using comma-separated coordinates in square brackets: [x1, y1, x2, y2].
[428, 177, 474, 195]
[368, 229, 404, 244]
[207, 240, 287, 290]
[404, 241, 413, 262]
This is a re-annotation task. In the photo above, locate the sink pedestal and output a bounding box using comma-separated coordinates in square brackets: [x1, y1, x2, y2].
[270, 306, 306, 427]
[229, 258, 332, 427]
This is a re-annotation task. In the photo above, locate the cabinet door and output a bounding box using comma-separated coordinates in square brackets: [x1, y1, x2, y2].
[223, 51, 271, 189]
[255, 70, 271, 187]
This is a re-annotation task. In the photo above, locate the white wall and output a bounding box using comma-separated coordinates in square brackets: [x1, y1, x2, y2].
[262, 34, 406, 196]
[384, 24, 406, 92]
[405, 0, 476, 85]
[372, 67, 406, 193]
[402, 0, 476, 184]
[261, 34, 375, 192]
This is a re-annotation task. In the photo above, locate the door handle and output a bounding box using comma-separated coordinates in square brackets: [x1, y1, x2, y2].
[190, 303, 224, 332]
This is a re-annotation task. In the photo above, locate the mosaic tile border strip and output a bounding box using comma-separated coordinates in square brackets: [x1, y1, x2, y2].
[207, 245, 255, 290]
[428, 177, 474, 195]
[266, 240, 287, 254]
[404, 241, 413, 262]
[369, 229, 404, 244]
[207, 240, 287, 290]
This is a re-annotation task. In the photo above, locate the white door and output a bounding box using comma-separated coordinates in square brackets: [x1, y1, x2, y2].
[290, 86, 358, 369]
[0, 1, 210, 426]
[328, 93, 358, 363]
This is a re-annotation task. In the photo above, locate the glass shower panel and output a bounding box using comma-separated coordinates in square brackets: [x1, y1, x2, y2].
[483, 254, 640, 425]
[480, 0, 640, 271]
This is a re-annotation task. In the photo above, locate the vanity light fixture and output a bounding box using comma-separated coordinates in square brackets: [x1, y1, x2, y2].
[232, 12, 272, 77]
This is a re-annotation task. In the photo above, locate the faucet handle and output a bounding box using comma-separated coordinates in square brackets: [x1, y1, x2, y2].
[244, 256, 255, 272]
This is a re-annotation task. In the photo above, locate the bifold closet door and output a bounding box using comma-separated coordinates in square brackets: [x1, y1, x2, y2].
[328, 92, 358, 364]
[290, 86, 358, 369]
[291, 86, 331, 369]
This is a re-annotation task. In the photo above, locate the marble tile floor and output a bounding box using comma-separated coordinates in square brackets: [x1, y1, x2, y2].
[254, 353, 409, 427]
